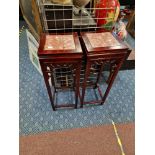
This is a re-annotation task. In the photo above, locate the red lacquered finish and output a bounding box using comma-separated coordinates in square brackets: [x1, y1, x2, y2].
[80, 31, 131, 107]
[38, 32, 83, 111]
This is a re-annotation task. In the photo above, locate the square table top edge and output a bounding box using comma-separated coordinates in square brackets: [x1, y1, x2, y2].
[38, 32, 83, 57]
[80, 31, 129, 54]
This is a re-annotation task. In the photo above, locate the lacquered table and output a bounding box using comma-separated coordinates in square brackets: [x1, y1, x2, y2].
[80, 31, 131, 107]
[38, 32, 82, 111]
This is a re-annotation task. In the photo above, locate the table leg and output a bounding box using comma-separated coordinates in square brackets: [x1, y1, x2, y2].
[94, 62, 104, 89]
[106, 63, 114, 84]
[74, 62, 81, 109]
[40, 62, 56, 111]
[80, 61, 91, 108]
[101, 58, 125, 105]
[50, 66, 57, 93]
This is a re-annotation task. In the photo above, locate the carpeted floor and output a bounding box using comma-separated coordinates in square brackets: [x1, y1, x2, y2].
[19, 30, 135, 136]
[20, 122, 135, 155]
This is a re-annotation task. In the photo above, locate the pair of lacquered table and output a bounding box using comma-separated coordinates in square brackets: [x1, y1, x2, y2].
[38, 31, 131, 111]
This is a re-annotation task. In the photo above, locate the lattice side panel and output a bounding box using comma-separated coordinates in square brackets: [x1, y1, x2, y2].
[45, 63, 77, 90]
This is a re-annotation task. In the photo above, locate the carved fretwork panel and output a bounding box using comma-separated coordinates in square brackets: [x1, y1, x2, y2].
[43, 62, 78, 90]
[86, 58, 122, 86]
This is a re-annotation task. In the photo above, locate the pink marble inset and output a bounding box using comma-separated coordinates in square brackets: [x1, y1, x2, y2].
[44, 35, 75, 50]
[86, 32, 120, 48]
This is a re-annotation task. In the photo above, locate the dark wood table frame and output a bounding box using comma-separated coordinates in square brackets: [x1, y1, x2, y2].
[80, 32, 131, 107]
[38, 32, 82, 111]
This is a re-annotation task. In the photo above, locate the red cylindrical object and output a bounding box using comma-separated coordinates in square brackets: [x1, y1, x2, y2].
[95, 0, 120, 30]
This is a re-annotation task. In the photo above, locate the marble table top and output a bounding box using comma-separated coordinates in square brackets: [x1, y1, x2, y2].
[86, 32, 120, 48]
[44, 35, 75, 50]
